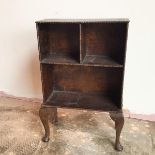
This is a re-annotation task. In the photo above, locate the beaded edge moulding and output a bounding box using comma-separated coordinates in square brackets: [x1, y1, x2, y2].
[35, 18, 130, 23]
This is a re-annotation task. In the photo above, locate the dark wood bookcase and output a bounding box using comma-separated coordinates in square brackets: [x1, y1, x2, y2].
[36, 19, 129, 151]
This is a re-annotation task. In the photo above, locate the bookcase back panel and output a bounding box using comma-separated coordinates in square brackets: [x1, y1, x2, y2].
[38, 23, 80, 61]
[52, 65, 123, 95]
[81, 23, 127, 64]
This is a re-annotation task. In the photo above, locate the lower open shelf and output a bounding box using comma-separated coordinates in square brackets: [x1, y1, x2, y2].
[45, 90, 120, 111]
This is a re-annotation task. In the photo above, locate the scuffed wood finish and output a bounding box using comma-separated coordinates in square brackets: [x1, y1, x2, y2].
[36, 19, 129, 151]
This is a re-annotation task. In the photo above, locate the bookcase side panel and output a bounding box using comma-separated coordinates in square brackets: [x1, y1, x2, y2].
[40, 64, 54, 102]
[120, 23, 129, 107]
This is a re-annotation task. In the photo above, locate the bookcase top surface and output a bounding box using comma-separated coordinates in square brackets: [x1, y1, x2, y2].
[36, 18, 129, 23]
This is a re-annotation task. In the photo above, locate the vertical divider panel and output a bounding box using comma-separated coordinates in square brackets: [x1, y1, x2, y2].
[79, 24, 82, 63]
[80, 23, 86, 63]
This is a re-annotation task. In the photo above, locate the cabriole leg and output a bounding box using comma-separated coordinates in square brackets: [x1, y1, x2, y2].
[39, 106, 58, 142]
[109, 111, 124, 151]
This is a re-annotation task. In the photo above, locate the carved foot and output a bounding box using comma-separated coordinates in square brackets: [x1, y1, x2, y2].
[109, 111, 124, 151]
[42, 135, 50, 142]
[115, 142, 123, 151]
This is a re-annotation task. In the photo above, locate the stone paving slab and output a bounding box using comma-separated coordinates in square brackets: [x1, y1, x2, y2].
[0, 96, 154, 155]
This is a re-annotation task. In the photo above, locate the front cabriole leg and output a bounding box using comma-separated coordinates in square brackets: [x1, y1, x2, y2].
[109, 111, 124, 151]
[39, 106, 50, 142]
[39, 106, 58, 142]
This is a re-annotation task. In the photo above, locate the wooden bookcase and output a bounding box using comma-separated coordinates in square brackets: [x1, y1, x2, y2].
[36, 19, 129, 151]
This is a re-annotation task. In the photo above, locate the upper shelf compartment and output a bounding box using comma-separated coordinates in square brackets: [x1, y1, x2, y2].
[80, 23, 128, 67]
[36, 20, 128, 67]
[37, 23, 80, 64]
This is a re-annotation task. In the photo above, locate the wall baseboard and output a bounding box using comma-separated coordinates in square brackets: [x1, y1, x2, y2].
[0, 91, 155, 122]
[0, 91, 42, 104]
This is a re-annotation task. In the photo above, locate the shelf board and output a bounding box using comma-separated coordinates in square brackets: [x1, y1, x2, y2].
[45, 91, 119, 111]
[41, 54, 123, 68]
[82, 55, 123, 68]
[41, 54, 79, 64]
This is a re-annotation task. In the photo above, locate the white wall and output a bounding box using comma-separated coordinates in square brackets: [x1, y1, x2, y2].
[0, 0, 155, 114]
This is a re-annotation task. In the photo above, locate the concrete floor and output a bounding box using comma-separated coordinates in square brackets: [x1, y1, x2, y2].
[0, 96, 155, 155]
